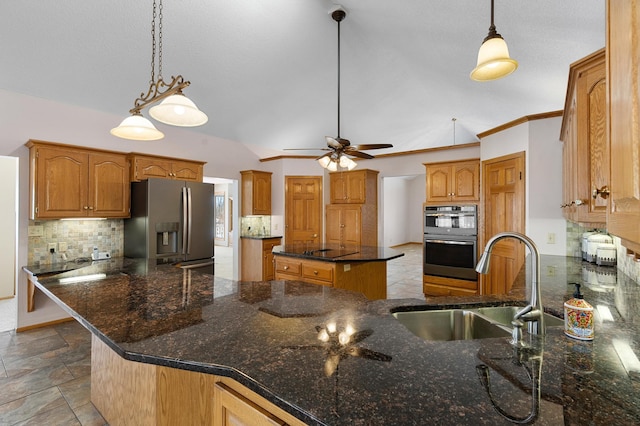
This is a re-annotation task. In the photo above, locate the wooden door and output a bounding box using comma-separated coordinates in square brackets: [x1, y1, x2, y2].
[426, 165, 452, 203]
[35, 146, 87, 218]
[285, 176, 322, 245]
[341, 206, 362, 246]
[325, 206, 341, 245]
[452, 161, 480, 201]
[607, 0, 640, 251]
[481, 152, 525, 295]
[89, 153, 130, 218]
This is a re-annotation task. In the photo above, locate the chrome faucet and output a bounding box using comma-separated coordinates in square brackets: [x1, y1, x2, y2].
[475, 232, 544, 346]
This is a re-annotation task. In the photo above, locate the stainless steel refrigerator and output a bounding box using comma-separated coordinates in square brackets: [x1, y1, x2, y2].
[124, 178, 215, 274]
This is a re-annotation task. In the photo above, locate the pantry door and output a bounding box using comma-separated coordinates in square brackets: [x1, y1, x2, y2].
[285, 177, 322, 246]
[481, 151, 526, 295]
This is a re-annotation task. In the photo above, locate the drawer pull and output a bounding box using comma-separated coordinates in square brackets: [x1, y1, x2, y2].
[313, 270, 318, 275]
[283, 266, 289, 270]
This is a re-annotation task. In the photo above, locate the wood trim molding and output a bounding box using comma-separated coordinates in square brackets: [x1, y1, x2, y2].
[477, 111, 563, 139]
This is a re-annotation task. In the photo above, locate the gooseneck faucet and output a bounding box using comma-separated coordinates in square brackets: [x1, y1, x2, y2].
[475, 232, 544, 346]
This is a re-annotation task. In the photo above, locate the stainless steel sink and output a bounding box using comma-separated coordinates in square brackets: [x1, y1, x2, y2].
[392, 306, 563, 342]
[392, 309, 511, 341]
[471, 306, 564, 329]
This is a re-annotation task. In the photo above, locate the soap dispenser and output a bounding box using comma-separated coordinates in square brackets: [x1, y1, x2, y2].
[564, 283, 594, 340]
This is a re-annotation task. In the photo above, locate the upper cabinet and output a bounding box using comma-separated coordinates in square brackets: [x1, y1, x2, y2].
[424, 159, 480, 204]
[560, 49, 608, 225]
[606, 0, 640, 251]
[329, 169, 378, 204]
[129, 153, 204, 182]
[241, 170, 272, 216]
[27, 140, 130, 219]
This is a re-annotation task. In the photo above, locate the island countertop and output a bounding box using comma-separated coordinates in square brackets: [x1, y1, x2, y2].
[272, 243, 404, 262]
[23, 256, 640, 425]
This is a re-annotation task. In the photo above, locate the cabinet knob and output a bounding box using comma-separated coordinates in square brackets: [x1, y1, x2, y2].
[340, 224, 345, 228]
[592, 185, 610, 200]
[313, 270, 318, 275]
[313, 234, 318, 238]
[83, 206, 88, 210]
[88, 206, 93, 210]
[283, 266, 289, 270]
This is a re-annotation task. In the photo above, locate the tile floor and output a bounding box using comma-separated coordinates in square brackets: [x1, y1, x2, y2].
[0, 243, 423, 425]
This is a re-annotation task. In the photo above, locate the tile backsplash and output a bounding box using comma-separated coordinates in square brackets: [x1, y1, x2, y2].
[28, 219, 123, 265]
[566, 221, 640, 282]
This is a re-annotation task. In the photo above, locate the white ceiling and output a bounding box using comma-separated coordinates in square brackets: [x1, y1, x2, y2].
[0, 0, 605, 159]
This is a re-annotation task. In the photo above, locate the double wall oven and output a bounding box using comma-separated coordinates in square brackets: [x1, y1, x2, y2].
[423, 205, 478, 281]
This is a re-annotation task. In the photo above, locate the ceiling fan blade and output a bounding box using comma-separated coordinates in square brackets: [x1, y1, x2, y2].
[347, 150, 375, 159]
[351, 143, 393, 150]
[283, 148, 331, 151]
[315, 152, 332, 160]
[325, 136, 342, 149]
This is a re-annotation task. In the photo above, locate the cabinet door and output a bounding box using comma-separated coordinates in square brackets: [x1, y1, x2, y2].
[171, 160, 202, 182]
[329, 173, 348, 203]
[345, 172, 366, 203]
[132, 156, 172, 181]
[451, 162, 479, 201]
[341, 206, 362, 246]
[253, 173, 272, 215]
[34, 147, 87, 218]
[325, 206, 342, 244]
[88, 153, 130, 218]
[214, 383, 285, 426]
[607, 0, 640, 250]
[426, 165, 452, 203]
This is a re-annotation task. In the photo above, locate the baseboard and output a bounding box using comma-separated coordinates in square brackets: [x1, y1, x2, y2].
[16, 317, 74, 333]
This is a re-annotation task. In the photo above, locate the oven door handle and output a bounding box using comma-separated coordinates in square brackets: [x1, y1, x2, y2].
[425, 239, 475, 246]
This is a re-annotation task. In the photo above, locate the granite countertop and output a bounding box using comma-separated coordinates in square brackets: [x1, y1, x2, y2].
[273, 243, 405, 262]
[240, 235, 283, 240]
[24, 255, 640, 425]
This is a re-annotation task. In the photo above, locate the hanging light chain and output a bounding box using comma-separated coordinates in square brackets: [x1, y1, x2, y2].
[158, 0, 163, 81]
[150, 0, 156, 85]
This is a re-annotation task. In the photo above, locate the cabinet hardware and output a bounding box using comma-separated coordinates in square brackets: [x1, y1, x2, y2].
[592, 185, 610, 199]
[283, 266, 289, 270]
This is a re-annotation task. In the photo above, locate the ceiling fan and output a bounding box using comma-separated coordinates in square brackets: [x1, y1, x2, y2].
[285, 6, 393, 170]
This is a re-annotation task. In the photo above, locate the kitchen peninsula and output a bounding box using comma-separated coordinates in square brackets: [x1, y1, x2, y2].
[273, 244, 404, 300]
[23, 256, 640, 425]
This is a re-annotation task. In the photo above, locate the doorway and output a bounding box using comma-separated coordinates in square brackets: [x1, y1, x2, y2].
[0, 156, 18, 332]
[205, 177, 238, 280]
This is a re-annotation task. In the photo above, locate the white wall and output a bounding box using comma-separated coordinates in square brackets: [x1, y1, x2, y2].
[480, 116, 566, 255]
[0, 156, 18, 299]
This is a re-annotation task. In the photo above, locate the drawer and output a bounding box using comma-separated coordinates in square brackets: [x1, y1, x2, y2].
[302, 263, 334, 283]
[275, 258, 301, 276]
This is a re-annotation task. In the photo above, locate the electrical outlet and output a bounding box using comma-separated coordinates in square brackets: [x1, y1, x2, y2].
[546, 233, 556, 244]
[48, 242, 57, 253]
[343, 264, 351, 272]
[58, 242, 68, 252]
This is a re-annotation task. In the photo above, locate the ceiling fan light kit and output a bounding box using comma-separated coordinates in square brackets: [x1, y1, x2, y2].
[111, 0, 207, 141]
[470, 0, 518, 81]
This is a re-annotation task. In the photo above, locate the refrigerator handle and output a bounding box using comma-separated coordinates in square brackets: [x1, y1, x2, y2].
[182, 187, 188, 255]
[187, 187, 193, 255]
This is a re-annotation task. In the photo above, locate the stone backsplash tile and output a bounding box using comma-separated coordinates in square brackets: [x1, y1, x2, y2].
[28, 219, 123, 265]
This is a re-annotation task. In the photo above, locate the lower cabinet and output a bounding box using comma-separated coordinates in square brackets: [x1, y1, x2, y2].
[241, 237, 282, 281]
[423, 274, 478, 297]
[273, 255, 388, 300]
[91, 335, 305, 426]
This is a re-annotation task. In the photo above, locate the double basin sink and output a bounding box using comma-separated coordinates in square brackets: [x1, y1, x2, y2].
[392, 306, 564, 341]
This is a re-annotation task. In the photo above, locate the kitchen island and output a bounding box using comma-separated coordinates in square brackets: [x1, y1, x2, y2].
[24, 256, 640, 425]
[272, 244, 404, 300]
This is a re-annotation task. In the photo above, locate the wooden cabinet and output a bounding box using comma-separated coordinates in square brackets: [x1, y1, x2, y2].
[27, 140, 130, 219]
[214, 378, 305, 426]
[241, 170, 272, 216]
[606, 0, 640, 252]
[423, 275, 478, 297]
[129, 153, 204, 182]
[325, 204, 377, 247]
[329, 169, 378, 204]
[274, 254, 387, 300]
[326, 169, 378, 247]
[560, 49, 608, 225]
[241, 237, 281, 281]
[424, 160, 480, 204]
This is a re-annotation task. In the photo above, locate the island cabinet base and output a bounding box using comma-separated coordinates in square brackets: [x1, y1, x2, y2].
[274, 255, 387, 300]
[90, 335, 306, 426]
[423, 274, 478, 297]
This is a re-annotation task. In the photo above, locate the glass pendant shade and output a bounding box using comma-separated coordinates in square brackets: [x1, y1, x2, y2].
[327, 160, 338, 172]
[339, 155, 357, 170]
[470, 36, 518, 81]
[318, 156, 332, 168]
[149, 94, 208, 127]
[110, 114, 164, 141]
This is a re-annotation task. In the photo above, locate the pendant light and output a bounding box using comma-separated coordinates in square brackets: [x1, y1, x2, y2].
[470, 0, 518, 82]
[111, 0, 207, 141]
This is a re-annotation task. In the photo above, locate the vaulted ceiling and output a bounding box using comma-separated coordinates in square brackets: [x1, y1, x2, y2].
[0, 0, 604, 159]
